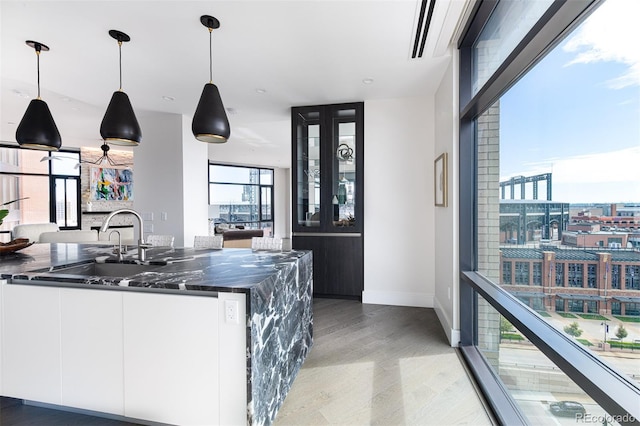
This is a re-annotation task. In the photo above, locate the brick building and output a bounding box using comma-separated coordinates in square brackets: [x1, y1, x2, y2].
[500, 246, 640, 316]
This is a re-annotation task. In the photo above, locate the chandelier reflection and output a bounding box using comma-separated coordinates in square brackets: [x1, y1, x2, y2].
[81, 143, 132, 168]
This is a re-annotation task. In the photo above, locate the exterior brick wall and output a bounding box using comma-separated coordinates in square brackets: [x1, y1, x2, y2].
[477, 102, 502, 366]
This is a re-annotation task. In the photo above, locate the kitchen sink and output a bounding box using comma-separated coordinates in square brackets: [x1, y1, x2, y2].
[48, 261, 165, 277]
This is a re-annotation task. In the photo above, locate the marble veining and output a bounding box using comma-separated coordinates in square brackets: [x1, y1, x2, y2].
[0, 244, 307, 293]
[248, 252, 313, 425]
[0, 243, 313, 425]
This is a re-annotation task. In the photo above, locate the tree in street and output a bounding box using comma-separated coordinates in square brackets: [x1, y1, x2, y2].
[564, 321, 582, 338]
[615, 324, 628, 342]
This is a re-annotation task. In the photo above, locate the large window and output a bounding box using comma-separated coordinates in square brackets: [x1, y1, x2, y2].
[555, 262, 565, 287]
[532, 262, 542, 286]
[587, 264, 598, 288]
[514, 262, 529, 285]
[1, 145, 80, 241]
[611, 264, 621, 289]
[208, 164, 274, 233]
[568, 263, 584, 288]
[502, 261, 512, 284]
[459, 0, 639, 423]
[626, 265, 639, 290]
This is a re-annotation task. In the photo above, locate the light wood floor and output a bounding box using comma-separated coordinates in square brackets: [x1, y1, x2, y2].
[274, 298, 494, 426]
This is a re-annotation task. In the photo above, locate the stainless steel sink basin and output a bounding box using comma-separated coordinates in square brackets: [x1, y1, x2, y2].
[49, 262, 165, 277]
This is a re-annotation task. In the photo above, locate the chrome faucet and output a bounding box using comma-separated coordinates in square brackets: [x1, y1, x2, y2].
[109, 230, 124, 262]
[100, 208, 151, 262]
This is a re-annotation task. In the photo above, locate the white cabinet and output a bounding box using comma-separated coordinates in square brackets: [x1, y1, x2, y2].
[1, 284, 62, 404]
[1, 283, 246, 425]
[123, 292, 220, 426]
[217, 292, 249, 425]
[60, 288, 124, 415]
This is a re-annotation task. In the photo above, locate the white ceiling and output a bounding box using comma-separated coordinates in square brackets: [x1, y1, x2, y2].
[1, 0, 468, 166]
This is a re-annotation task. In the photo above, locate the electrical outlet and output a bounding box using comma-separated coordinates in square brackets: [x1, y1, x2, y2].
[161, 212, 168, 221]
[225, 300, 239, 324]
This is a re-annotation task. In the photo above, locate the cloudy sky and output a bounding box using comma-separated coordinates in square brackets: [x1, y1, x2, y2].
[499, 0, 640, 204]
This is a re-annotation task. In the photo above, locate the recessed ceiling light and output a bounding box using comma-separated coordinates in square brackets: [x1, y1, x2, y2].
[12, 89, 30, 98]
[255, 88, 266, 94]
[362, 78, 374, 84]
[162, 95, 175, 101]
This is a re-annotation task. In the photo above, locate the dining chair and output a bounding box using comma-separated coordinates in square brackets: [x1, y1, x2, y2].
[146, 234, 175, 247]
[251, 236, 283, 251]
[194, 235, 223, 249]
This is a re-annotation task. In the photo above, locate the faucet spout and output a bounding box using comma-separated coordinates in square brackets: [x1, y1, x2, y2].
[100, 208, 149, 262]
[109, 230, 124, 262]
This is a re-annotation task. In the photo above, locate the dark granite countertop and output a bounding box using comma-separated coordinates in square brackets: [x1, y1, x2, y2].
[0, 243, 309, 294]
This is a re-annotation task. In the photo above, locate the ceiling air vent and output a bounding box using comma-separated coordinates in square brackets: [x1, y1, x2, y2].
[412, 0, 437, 59]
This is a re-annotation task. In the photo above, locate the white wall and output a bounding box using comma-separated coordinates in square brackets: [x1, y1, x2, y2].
[433, 51, 460, 346]
[181, 115, 210, 246]
[362, 97, 436, 308]
[133, 111, 188, 247]
[205, 123, 290, 169]
[273, 167, 290, 239]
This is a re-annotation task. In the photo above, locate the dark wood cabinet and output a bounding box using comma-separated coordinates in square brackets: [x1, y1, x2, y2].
[291, 102, 364, 299]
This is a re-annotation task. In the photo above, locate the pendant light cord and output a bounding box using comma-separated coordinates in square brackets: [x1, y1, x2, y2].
[118, 40, 123, 91]
[36, 49, 41, 99]
[209, 27, 213, 83]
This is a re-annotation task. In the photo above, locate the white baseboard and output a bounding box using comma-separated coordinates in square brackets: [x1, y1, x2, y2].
[434, 296, 460, 347]
[362, 290, 433, 308]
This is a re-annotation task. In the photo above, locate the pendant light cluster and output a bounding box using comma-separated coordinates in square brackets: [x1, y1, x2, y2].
[17, 15, 230, 152]
[15, 41, 62, 151]
[192, 15, 230, 143]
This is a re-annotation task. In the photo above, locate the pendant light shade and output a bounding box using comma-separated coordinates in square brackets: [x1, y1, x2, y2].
[16, 41, 61, 151]
[101, 91, 141, 145]
[193, 83, 230, 143]
[192, 15, 230, 143]
[100, 30, 141, 146]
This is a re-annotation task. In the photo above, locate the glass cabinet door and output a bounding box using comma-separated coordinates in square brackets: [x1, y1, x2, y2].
[295, 110, 321, 228]
[332, 109, 357, 228]
[292, 103, 363, 233]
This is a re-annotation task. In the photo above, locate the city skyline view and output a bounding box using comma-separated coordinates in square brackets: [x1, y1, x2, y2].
[499, 0, 640, 205]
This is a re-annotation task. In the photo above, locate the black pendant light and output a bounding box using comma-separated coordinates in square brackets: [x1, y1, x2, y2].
[192, 15, 230, 143]
[100, 30, 142, 146]
[16, 40, 62, 151]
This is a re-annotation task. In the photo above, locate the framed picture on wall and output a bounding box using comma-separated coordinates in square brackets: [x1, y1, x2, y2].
[90, 167, 133, 201]
[434, 152, 448, 207]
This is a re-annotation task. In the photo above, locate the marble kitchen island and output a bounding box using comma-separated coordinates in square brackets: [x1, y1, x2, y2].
[0, 243, 313, 426]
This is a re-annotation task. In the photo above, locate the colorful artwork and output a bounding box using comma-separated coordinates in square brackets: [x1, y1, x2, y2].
[90, 167, 133, 201]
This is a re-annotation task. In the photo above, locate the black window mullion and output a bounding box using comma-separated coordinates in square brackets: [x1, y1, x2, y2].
[208, 164, 274, 231]
[457, 0, 627, 421]
[460, 0, 602, 121]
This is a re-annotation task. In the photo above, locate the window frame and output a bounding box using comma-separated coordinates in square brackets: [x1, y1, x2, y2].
[611, 264, 621, 289]
[458, 0, 639, 423]
[207, 163, 275, 232]
[514, 261, 529, 285]
[0, 144, 81, 234]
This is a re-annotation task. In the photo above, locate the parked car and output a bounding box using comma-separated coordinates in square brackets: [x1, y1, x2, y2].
[549, 401, 586, 417]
